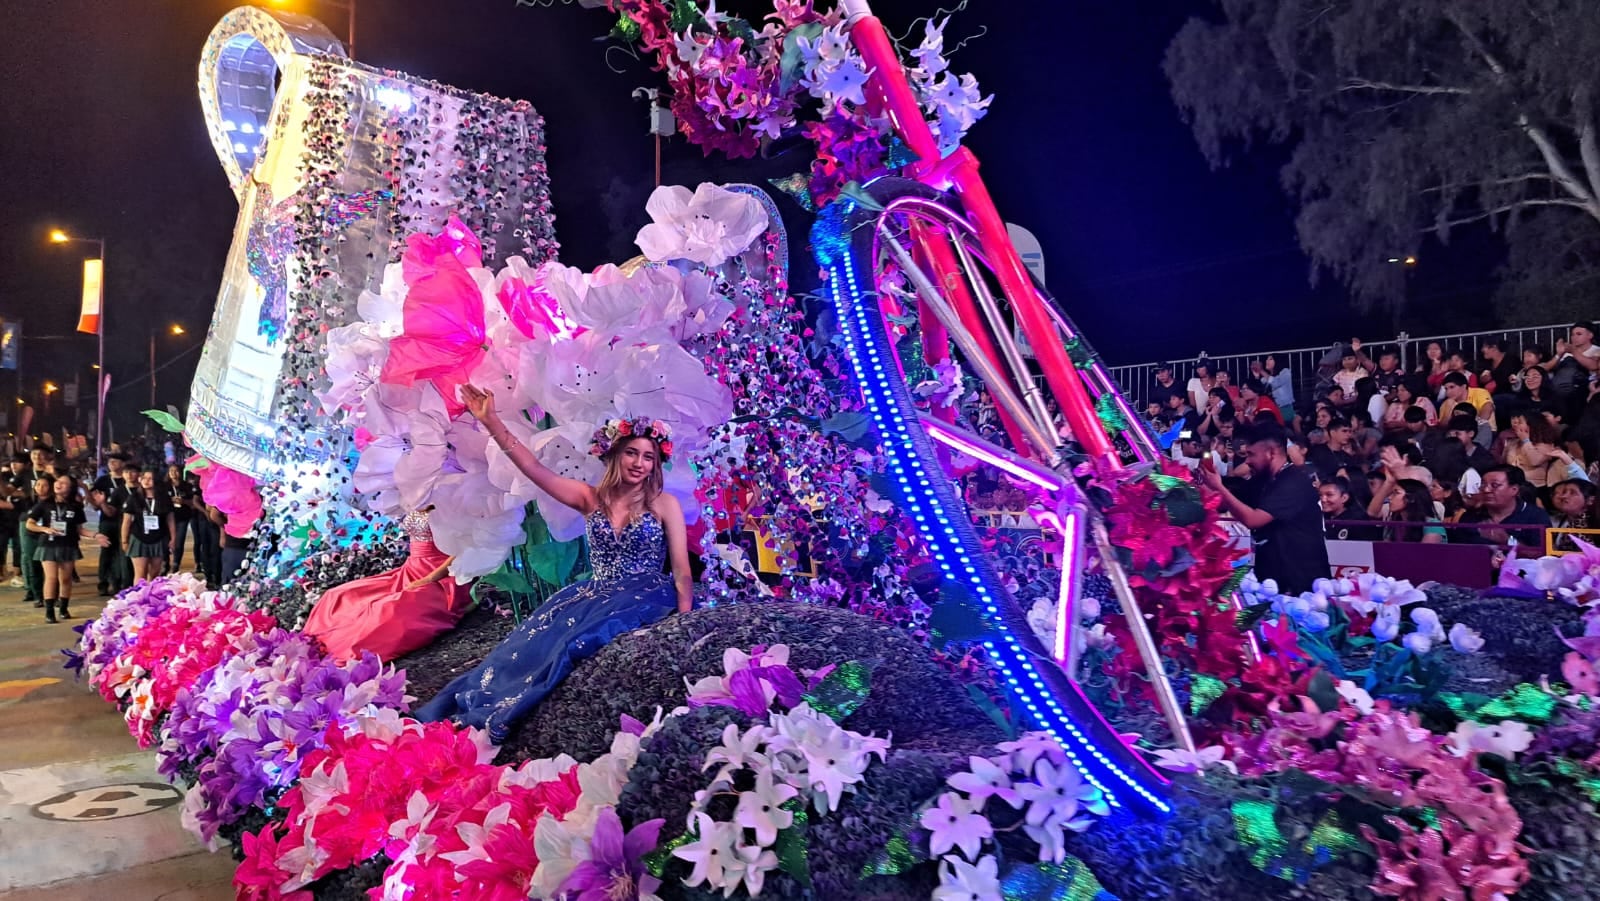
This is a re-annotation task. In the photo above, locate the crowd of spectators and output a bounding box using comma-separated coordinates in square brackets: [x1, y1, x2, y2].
[1142, 322, 1600, 553]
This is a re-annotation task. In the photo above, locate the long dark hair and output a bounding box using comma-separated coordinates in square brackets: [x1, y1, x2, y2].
[595, 436, 665, 522]
[1388, 478, 1435, 542]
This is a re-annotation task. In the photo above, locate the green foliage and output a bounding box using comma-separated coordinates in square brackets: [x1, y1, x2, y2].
[1164, 0, 1600, 313]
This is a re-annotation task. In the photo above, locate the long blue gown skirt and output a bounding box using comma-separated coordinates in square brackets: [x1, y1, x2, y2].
[416, 509, 677, 742]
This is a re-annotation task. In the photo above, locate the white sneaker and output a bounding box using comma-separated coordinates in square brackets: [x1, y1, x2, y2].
[7, 577, 21, 588]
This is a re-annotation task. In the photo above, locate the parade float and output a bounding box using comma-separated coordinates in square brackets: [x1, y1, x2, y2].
[73, 3, 1600, 899]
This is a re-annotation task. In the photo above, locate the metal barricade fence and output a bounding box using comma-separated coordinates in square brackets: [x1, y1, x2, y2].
[1106, 322, 1579, 411]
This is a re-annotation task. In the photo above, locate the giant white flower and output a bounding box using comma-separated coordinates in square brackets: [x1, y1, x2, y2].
[613, 342, 733, 457]
[356, 262, 407, 336]
[426, 471, 527, 580]
[569, 263, 686, 341]
[484, 422, 604, 543]
[521, 331, 628, 428]
[319, 322, 389, 419]
[635, 183, 769, 268]
[673, 269, 737, 342]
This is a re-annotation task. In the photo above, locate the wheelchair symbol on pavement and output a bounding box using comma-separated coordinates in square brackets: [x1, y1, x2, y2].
[31, 782, 182, 821]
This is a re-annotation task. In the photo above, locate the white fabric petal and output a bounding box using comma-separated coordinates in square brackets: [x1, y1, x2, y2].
[613, 343, 733, 456]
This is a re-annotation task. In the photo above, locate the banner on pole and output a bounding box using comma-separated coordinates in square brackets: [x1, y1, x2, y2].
[78, 259, 103, 335]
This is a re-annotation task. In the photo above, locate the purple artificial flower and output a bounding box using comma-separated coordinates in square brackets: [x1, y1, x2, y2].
[560, 807, 665, 901]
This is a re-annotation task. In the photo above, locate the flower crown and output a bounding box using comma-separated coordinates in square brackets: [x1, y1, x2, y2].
[590, 417, 674, 460]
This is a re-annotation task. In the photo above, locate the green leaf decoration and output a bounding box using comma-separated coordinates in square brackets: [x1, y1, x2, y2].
[1443, 683, 1559, 724]
[476, 561, 535, 599]
[1145, 472, 1188, 492]
[998, 856, 1117, 900]
[820, 411, 875, 447]
[1156, 484, 1206, 527]
[778, 24, 825, 94]
[1189, 672, 1227, 716]
[772, 800, 812, 887]
[525, 539, 581, 589]
[668, 0, 701, 31]
[643, 829, 695, 879]
[1233, 800, 1366, 882]
[1217, 565, 1251, 600]
[860, 832, 924, 878]
[1236, 601, 1274, 631]
[143, 409, 186, 434]
[184, 457, 211, 474]
[1095, 392, 1129, 435]
[802, 660, 873, 722]
[836, 181, 887, 212]
[768, 172, 816, 212]
[1061, 336, 1095, 369]
[1306, 668, 1341, 713]
[1551, 759, 1600, 806]
[884, 136, 920, 171]
[610, 12, 641, 42]
[966, 682, 1018, 739]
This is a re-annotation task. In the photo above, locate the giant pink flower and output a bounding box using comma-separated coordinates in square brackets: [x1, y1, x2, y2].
[187, 455, 262, 539]
[381, 223, 490, 417]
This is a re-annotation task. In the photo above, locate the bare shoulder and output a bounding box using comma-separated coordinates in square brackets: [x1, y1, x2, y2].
[651, 492, 684, 523]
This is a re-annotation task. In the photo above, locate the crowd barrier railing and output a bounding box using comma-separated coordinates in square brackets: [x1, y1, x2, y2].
[1106, 322, 1578, 410]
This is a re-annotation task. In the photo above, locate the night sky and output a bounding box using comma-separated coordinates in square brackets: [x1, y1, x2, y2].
[1, 0, 1476, 436]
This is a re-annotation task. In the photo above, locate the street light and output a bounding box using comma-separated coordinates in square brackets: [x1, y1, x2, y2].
[47, 228, 106, 468]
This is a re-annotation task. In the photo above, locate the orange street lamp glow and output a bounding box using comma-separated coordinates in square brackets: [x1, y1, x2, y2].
[48, 229, 70, 243]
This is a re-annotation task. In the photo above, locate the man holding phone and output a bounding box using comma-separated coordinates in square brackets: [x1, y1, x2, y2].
[1200, 425, 1329, 594]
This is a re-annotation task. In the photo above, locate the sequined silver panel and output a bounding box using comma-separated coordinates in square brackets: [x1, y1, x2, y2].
[401, 509, 433, 542]
[587, 509, 667, 582]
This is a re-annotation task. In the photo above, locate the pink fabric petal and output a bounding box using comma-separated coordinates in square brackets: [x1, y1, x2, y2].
[380, 225, 490, 417]
[187, 455, 262, 539]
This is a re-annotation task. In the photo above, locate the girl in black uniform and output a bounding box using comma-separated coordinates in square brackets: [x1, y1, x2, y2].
[121, 468, 173, 583]
[27, 475, 85, 623]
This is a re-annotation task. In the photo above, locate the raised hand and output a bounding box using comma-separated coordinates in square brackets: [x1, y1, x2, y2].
[458, 383, 498, 425]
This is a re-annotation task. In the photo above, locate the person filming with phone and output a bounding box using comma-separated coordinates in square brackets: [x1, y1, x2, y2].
[1200, 425, 1329, 594]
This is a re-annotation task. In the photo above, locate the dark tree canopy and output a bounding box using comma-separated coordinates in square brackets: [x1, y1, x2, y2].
[1164, 0, 1600, 319]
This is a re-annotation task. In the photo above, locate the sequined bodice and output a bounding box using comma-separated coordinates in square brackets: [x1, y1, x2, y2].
[401, 509, 433, 542]
[585, 509, 666, 582]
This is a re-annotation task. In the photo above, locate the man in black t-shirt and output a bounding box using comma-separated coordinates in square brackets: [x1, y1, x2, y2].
[1148, 363, 1185, 411]
[1202, 425, 1331, 594]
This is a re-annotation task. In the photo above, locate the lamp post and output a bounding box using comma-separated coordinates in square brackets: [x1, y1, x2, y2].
[48, 229, 106, 469]
[150, 324, 185, 410]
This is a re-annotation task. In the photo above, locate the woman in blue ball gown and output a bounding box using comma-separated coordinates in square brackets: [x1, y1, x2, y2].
[416, 383, 694, 742]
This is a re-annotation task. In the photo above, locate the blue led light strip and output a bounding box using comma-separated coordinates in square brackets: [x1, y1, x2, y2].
[820, 184, 1170, 816]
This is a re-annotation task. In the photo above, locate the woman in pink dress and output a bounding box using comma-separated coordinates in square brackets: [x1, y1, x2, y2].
[304, 508, 472, 662]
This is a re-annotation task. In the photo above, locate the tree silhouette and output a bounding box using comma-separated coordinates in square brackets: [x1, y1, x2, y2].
[1164, 0, 1600, 319]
